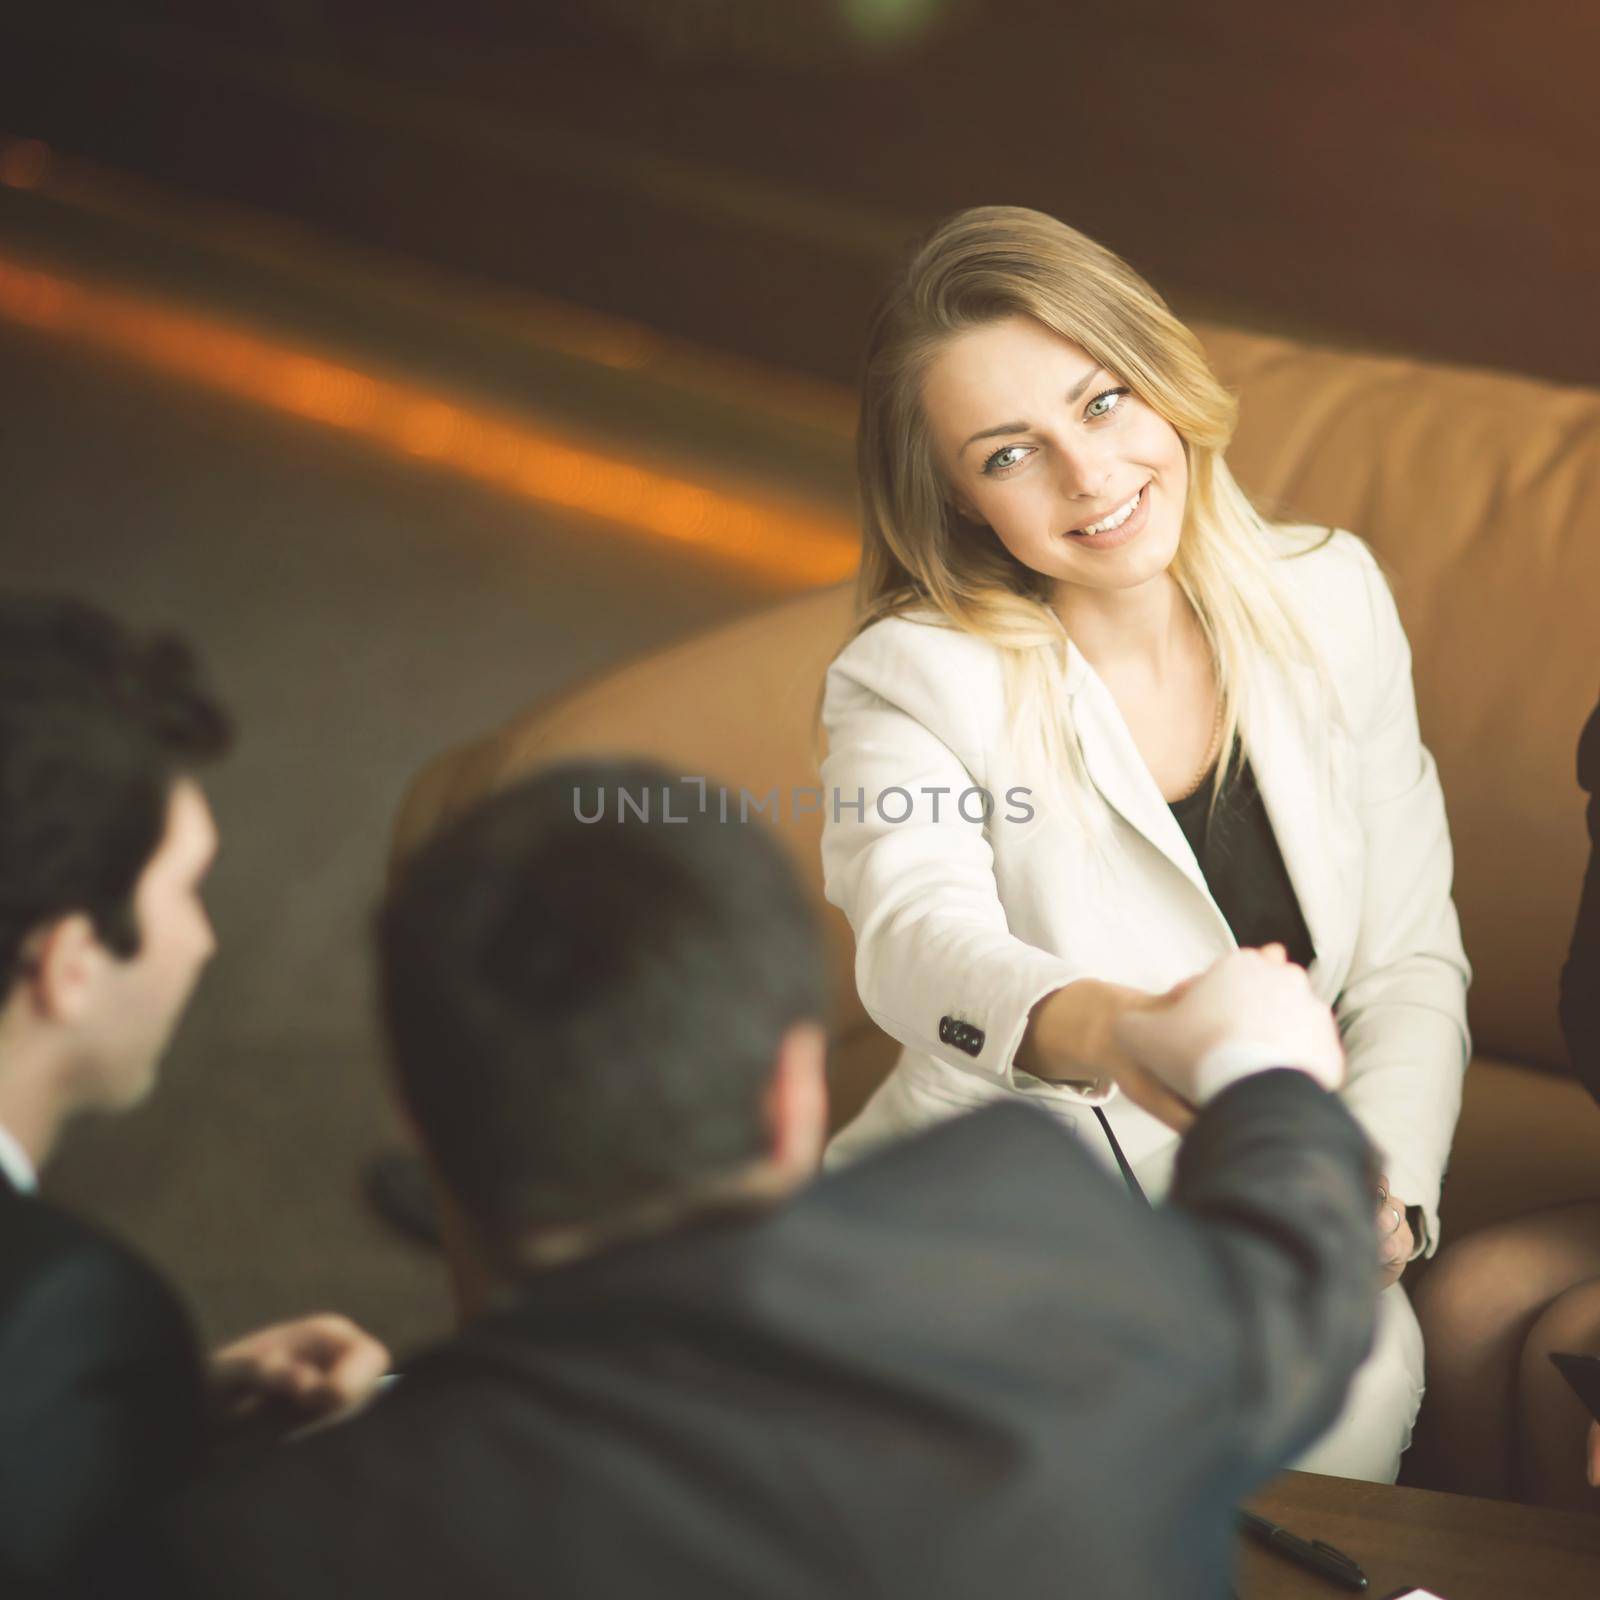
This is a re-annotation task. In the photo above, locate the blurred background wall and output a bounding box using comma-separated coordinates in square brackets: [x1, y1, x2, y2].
[6, 1, 1598, 387]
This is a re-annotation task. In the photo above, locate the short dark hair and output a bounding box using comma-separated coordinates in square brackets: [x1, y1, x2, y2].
[378, 759, 828, 1242]
[0, 594, 231, 995]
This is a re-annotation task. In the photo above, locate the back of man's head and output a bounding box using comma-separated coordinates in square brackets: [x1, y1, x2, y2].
[379, 759, 828, 1249]
[0, 593, 231, 1005]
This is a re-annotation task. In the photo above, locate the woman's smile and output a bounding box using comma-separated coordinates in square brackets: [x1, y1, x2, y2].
[1064, 480, 1151, 548]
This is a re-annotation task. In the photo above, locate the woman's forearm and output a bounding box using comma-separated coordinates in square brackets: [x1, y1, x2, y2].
[1017, 978, 1153, 1082]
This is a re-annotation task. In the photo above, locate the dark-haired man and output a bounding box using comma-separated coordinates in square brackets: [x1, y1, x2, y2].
[0, 595, 389, 1590]
[158, 757, 1382, 1600]
[1573, 694, 1600, 1489]
[1560, 693, 1600, 1098]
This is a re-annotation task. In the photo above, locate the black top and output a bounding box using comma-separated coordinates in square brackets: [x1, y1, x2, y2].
[1170, 757, 1315, 969]
[150, 1080, 1378, 1600]
[1560, 692, 1600, 1101]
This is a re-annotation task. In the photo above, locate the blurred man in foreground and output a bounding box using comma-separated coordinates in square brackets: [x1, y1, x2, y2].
[160, 759, 1379, 1600]
[0, 596, 389, 1591]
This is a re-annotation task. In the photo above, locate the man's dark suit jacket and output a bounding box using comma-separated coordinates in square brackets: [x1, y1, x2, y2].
[163, 1070, 1376, 1600]
[0, 1168, 204, 1590]
[1561, 691, 1600, 1095]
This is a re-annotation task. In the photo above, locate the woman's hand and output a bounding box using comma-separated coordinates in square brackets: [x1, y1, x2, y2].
[1021, 946, 1343, 1134]
[1376, 1176, 1416, 1290]
[1587, 1420, 1600, 1489]
[1019, 979, 1196, 1132]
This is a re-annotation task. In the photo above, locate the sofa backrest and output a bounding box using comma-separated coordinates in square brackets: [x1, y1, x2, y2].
[393, 322, 1600, 1070]
[1202, 325, 1598, 1066]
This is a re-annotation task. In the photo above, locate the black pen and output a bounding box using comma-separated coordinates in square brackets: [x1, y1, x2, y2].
[1238, 1508, 1368, 1591]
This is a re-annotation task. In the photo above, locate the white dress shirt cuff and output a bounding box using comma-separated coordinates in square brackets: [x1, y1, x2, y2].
[0, 1119, 38, 1194]
[1191, 1041, 1320, 1105]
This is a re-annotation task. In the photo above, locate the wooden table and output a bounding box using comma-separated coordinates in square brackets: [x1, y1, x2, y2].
[1237, 1471, 1600, 1599]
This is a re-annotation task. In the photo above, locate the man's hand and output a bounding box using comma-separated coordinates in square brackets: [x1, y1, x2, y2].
[1588, 1420, 1600, 1489]
[1095, 1043, 1199, 1135]
[208, 1313, 390, 1432]
[1113, 945, 1345, 1112]
[1376, 1176, 1416, 1290]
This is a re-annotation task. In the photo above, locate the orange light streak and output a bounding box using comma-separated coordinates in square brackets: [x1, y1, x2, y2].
[0, 251, 859, 587]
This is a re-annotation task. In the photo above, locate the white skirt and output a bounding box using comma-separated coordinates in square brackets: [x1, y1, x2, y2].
[827, 1058, 1424, 1485]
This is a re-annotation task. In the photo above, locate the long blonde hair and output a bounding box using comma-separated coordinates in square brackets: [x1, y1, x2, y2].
[845, 205, 1325, 827]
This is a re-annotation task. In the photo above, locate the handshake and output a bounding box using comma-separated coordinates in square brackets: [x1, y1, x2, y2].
[1103, 944, 1344, 1132]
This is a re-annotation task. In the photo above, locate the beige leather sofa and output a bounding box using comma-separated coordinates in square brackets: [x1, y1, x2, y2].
[392, 320, 1600, 1257]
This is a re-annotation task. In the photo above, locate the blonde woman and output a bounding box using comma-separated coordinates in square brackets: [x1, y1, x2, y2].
[819, 206, 1470, 1483]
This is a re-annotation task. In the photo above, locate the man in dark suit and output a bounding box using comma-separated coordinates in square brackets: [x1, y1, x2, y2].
[156, 756, 1379, 1600]
[1560, 691, 1599, 1097]
[0, 595, 389, 1591]
[1560, 690, 1600, 1489]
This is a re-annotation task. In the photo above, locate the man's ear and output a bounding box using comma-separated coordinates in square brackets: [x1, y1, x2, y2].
[19, 915, 105, 1025]
[766, 1020, 830, 1180]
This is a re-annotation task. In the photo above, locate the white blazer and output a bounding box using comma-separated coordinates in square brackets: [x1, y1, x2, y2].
[819, 527, 1471, 1252]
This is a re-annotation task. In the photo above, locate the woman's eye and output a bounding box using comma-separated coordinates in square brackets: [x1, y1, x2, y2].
[982, 444, 1031, 475]
[1085, 387, 1131, 420]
